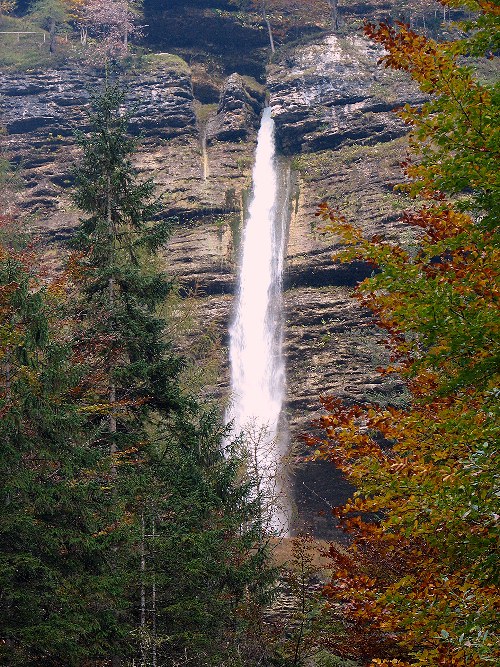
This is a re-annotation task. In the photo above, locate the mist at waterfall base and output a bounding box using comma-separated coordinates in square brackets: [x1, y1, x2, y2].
[226, 107, 291, 536]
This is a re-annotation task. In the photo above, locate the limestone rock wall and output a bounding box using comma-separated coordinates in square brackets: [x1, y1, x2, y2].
[1, 34, 421, 538]
[207, 73, 265, 143]
[266, 35, 420, 536]
[1, 64, 197, 140]
[268, 35, 425, 154]
[0, 61, 197, 223]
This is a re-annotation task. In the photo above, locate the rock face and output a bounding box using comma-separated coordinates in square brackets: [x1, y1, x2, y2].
[0, 63, 197, 140]
[1, 61, 257, 295]
[269, 35, 425, 154]
[264, 35, 420, 537]
[207, 73, 265, 143]
[0, 58, 199, 225]
[1, 33, 419, 539]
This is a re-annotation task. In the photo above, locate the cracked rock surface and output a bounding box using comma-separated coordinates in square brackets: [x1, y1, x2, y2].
[1, 35, 419, 538]
[268, 35, 425, 154]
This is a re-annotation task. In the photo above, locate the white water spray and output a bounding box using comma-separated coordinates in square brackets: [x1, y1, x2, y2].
[227, 107, 290, 534]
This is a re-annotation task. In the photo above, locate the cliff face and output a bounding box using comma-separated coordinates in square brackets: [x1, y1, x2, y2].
[0, 58, 197, 229]
[268, 35, 418, 535]
[1, 30, 421, 538]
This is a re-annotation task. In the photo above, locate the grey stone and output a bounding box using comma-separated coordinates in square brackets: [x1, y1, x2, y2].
[268, 34, 426, 155]
[0, 66, 197, 140]
[206, 73, 265, 144]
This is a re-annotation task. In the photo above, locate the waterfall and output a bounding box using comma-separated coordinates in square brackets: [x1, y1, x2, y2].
[227, 107, 290, 535]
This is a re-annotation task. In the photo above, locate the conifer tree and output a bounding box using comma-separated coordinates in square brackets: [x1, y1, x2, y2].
[70, 81, 185, 665]
[137, 409, 277, 667]
[71, 82, 276, 665]
[71, 82, 184, 461]
[0, 227, 121, 666]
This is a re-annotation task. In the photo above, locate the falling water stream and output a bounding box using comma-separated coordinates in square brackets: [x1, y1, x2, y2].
[227, 107, 290, 534]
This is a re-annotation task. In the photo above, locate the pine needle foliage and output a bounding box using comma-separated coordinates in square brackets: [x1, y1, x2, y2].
[71, 82, 184, 446]
[69, 81, 277, 666]
[0, 232, 120, 666]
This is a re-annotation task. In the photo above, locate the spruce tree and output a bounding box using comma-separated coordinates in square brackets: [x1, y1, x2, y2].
[137, 409, 277, 667]
[71, 81, 185, 666]
[0, 237, 121, 666]
[71, 83, 183, 458]
[71, 83, 276, 666]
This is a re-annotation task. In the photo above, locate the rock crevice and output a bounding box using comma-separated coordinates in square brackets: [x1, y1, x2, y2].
[207, 73, 266, 143]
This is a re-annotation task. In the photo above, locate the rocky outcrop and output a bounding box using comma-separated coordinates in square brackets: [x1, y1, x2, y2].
[0, 62, 197, 140]
[281, 139, 413, 537]
[0, 59, 263, 294]
[206, 73, 265, 143]
[1, 31, 420, 540]
[269, 35, 426, 154]
[0, 57, 199, 221]
[263, 36, 420, 537]
[1, 70, 91, 137]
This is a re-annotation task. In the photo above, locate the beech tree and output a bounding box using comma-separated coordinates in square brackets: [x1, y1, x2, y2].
[81, 0, 140, 60]
[311, 2, 499, 665]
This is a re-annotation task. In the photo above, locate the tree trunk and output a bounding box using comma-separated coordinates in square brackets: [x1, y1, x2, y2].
[264, 16, 275, 53]
[105, 165, 121, 667]
[328, 0, 339, 32]
[261, 1, 275, 54]
[140, 512, 146, 666]
[49, 16, 56, 53]
[2, 349, 11, 401]
[152, 520, 157, 667]
[107, 173, 117, 475]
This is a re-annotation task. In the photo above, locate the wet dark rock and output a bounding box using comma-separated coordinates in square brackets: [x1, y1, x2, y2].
[284, 260, 374, 289]
[0, 66, 197, 140]
[3, 83, 45, 95]
[294, 460, 355, 541]
[7, 116, 63, 135]
[207, 73, 265, 143]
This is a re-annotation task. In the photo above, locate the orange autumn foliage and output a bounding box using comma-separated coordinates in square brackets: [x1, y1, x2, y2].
[310, 3, 499, 666]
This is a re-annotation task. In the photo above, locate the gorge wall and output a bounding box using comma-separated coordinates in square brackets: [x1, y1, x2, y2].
[1, 20, 424, 538]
